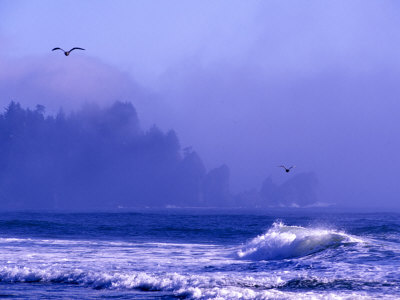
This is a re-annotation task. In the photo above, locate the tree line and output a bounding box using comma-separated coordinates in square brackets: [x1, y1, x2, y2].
[0, 101, 317, 210]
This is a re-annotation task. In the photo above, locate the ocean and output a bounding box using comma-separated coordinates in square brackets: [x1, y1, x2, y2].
[0, 210, 399, 299]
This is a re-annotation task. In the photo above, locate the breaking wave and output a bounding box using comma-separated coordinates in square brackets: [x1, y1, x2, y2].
[237, 222, 362, 260]
[0, 213, 398, 299]
[0, 266, 385, 299]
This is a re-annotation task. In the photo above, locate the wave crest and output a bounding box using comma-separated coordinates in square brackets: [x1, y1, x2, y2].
[237, 222, 361, 260]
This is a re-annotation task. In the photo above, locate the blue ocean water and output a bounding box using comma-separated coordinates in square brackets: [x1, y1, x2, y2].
[0, 210, 399, 299]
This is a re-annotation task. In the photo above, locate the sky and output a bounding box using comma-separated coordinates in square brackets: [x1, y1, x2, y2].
[1, 0, 400, 208]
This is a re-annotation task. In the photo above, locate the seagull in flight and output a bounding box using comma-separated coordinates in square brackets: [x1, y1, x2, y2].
[279, 165, 295, 173]
[52, 47, 85, 56]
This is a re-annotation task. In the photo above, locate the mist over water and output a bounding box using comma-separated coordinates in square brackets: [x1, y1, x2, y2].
[1, 1, 400, 209]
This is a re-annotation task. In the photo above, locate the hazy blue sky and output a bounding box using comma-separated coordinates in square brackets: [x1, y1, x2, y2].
[1, 0, 400, 208]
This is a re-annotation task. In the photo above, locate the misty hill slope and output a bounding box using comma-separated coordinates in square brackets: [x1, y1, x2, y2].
[0, 101, 317, 210]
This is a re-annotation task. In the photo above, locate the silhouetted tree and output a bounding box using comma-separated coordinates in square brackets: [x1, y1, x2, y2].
[0, 101, 227, 210]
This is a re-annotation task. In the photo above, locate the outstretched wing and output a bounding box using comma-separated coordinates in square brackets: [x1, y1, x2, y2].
[52, 47, 64, 52]
[69, 47, 85, 52]
[288, 165, 296, 170]
[278, 165, 287, 169]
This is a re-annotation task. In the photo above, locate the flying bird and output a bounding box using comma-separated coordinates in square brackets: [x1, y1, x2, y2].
[52, 47, 85, 56]
[279, 165, 295, 173]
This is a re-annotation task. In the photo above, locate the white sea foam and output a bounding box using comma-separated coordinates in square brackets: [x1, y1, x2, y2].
[237, 222, 362, 260]
[0, 266, 386, 299]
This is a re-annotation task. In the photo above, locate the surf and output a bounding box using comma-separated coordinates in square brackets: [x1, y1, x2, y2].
[237, 222, 362, 260]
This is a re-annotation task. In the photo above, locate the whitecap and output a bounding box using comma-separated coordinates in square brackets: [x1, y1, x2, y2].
[237, 222, 362, 260]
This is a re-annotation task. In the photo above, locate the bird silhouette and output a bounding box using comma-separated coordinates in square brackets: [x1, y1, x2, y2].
[279, 165, 295, 173]
[52, 47, 85, 56]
